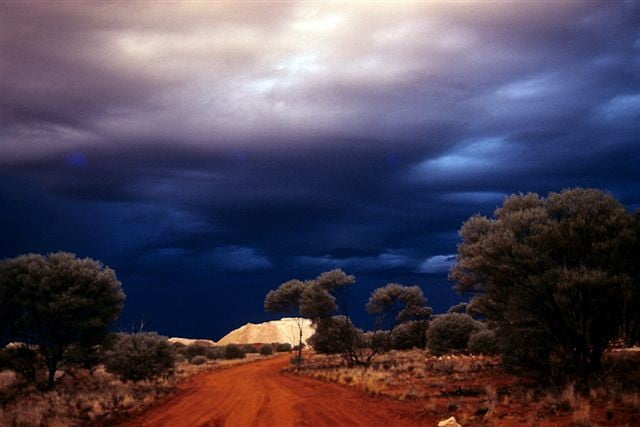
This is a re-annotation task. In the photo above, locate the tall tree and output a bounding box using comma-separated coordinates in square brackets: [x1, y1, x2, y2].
[298, 269, 373, 366]
[365, 283, 432, 352]
[300, 270, 432, 365]
[450, 188, 639, 377]
[264, 279, 308, 368]
[0, 252, 125, 388]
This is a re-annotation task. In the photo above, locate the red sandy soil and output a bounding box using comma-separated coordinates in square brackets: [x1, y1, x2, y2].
[119, 354, 432, 427]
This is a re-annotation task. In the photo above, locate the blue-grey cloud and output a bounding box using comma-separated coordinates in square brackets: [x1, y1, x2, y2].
[417, 255, 456, 275]
[1, 0, 638, 338]
[296, 251, 416, 273]
[205, 246, 273, 272]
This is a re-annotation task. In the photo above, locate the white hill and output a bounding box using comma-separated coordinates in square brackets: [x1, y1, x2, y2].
[168, 337, 216, 346]
[217, 317, 315, 346]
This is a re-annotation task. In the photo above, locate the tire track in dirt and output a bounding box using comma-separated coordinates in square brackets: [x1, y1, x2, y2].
[119, 354, 431, 426]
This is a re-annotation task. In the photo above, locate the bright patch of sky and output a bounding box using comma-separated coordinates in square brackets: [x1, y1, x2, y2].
[417, 255, 456, 274]
[598, 93, 640, 121]
[413, 137, 509, 180]
[496, 74, 560, 99]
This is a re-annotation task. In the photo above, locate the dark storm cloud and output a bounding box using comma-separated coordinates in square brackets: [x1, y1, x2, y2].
[1, 1, 639, 337]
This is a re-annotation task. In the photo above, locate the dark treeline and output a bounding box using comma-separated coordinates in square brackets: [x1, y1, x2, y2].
[1, 187, 638, 390]
[266, 188, 640, 382]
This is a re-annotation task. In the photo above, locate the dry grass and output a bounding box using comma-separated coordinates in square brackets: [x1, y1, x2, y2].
[0, 368, 175, 426]
[0, 353, 269, 426]
[292, 349, 640, 426]
[293, 350, 497, 398]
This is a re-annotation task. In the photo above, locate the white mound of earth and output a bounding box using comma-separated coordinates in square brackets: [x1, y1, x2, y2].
[216, 317, 315, 346]
[168, 337, 216, 346]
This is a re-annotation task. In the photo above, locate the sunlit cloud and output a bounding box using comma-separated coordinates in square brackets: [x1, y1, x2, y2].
[598, 93, 640, 121]
[496, 74, 560, 99]
[6, 1, 620, 158]
[206, 246, 273, 272]
[412, 137, 511, 180]
[417, 255, 456, 274]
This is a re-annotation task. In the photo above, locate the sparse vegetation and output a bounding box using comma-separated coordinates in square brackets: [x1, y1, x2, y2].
[450, 188, 640, 378]
[265, 279, 308, 368]
[224, 344, 246, 360]
[190, 355, 207, 365]
[308, 316, 366, 358]
[467, 328, 499, 355]
[0, 252, 125, 389]
[426, 313, 480, 356]
[275, 343, 292, 352]
[0, 246, 277, 425]
[1, 187, 638, 424]
[0, 246, 276, 426]
[278, 189, 639, 424]
[389, 320, 429, 350]
[0, 351, 267, 426]
[268, 269, 433, 367]
[0, 366, 178, 425]
[104, 332, 175, 382]
[0, 346, 43, 385]
[260, 345, 273, 355]
[365, 283, 432, 355]
[205, 347, 226, 360]
[181, 343, 210, 360]
[243, 344, 259, 353]
[293, 348, 640, 425]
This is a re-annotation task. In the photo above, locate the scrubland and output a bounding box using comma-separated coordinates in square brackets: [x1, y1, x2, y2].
[0, 353, 267, 426]
[292, 349, 640, 426]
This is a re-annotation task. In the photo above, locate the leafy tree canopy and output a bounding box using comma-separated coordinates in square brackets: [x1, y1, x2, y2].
[0, 252, 125, 388]
[450, 188, 640, 376]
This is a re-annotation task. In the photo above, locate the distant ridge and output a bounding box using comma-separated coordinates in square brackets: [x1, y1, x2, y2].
[216, 317, 315, 346]
[168, 337, 216, 346]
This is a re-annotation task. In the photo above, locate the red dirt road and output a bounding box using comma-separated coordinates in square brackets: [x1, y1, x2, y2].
[120, 355, 428, 427]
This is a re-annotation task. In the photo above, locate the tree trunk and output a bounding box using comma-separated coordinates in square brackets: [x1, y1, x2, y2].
[43, 347, 62, 390]
[297, 325, 303, 370]
[46, 360, 57, 390]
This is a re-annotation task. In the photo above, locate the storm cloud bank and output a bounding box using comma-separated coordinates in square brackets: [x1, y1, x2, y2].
[1, 1, 638, 338]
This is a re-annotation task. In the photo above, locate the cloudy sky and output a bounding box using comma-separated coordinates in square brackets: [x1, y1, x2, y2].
[1, 1, 639, 339]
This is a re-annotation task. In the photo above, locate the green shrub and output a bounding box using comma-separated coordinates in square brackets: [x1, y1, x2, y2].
[243, 344, 258, 353]
[190, 355, 207, 365]
[0, 345, 43, 384]
[0, 252, 125, 389]
[308, 316, 366, 355]
[450, 188, 640, 377]
[290, 355, 304, 365]
[260, 345, 273, 355]
[390, 320, 429, 350]
[275, 343, 292, 352]
[363, 330, 390, 350]
[426, 313, 480, 355]
[224, 344, 245, 360]
[104, 332, 175, 382]
[468, 328, 498, 355]
[205, 347, 226, 360]
[62, 343, 103, 371]
[497, 326, 555, 374]
[182, 344, 208, 360]
[366, 283, 432, 352]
